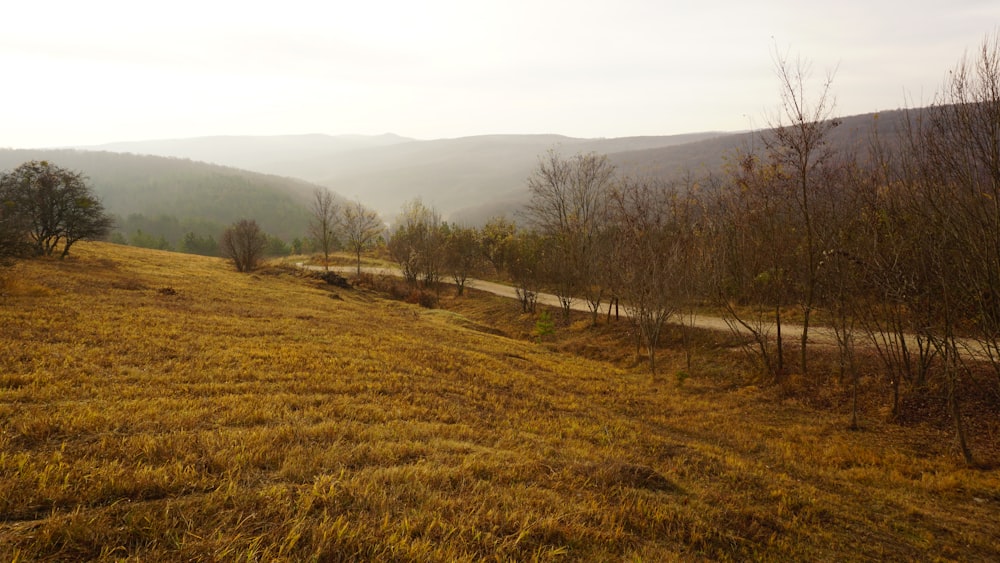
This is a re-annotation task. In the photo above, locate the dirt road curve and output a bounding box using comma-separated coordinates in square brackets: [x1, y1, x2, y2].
[297, 263, 850, 346]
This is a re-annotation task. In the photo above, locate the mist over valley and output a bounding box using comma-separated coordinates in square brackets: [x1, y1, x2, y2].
[2, 108, 898, 237]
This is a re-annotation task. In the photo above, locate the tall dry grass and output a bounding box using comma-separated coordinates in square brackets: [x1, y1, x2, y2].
[0, 243, 997, 561]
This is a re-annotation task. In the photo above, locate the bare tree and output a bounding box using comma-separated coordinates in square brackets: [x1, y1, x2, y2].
[221, 219, 267, 273]
[340, 199, 383, 276]
[505, 229, 544, 313]
[710, 152, 796, 381]
[479, 216, 516, 276]
[849, 115, 941, 418]
[764, 49, 840, 379]
[387, 199, 443, 287]
[523, 150, 615, 324]
[442, 224, 482, 296]
[817, 163, 867, 427]
[609, 178, 690, 374]
[882, 31, 1000, 464]
[672, 172, 712, 374]
[923, 32, 1000, 388]
[309, 188, 340, 272]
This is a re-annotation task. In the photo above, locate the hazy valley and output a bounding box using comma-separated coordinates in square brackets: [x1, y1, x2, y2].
[1, 108, 905, 252]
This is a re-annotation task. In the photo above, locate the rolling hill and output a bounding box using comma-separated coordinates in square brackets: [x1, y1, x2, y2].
[609, 109, 909, 181]
[80, 110, 906, 225]
[0, 149, 331, 243]
[83, 132, 730, 221]
[92, 133, 414, 178]
[1, 109, 909, 248]
[1, 242, 997, 560]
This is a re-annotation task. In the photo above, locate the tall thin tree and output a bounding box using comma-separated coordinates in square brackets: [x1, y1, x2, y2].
[309, 188, 340, 272]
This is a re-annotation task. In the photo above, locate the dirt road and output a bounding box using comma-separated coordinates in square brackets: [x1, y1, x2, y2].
[297, 263, 849, 345]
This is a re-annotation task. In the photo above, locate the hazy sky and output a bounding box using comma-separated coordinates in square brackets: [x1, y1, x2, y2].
[2, 0, 996, 148]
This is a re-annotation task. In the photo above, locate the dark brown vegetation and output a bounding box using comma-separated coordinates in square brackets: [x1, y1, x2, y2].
[220, 218, 267, 273]
[0, 160, 112, 259]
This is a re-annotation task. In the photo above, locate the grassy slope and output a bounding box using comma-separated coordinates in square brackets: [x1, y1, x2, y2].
[1, 243, 998, 561]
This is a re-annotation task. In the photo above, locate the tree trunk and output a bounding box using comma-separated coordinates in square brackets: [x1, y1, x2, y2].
[559, 297, 572, 324]
[800, 305, 811, 379]
[775, 304, 784, 382]
[890, 374, 900, 420]
[948, 362, 974, 465]
[634, 325, 642, 364]
[850, 370, 859, 430]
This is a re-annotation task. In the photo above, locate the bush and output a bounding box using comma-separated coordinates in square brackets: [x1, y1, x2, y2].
[406, 289, 438, 309]
[318, 271, 350, 288]
[352, 272, 437, 308]
[221, 219, 266, 273]
[535, 311, 555, 342]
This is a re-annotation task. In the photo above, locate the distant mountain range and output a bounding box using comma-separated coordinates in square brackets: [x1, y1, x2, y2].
[92, 133, 414, 176]
[90, 131, 731, 222]
[0, 108, 908, 247]
[85, 108, 905, 224]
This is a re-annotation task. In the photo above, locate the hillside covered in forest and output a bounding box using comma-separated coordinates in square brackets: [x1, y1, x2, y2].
[0, 149, 329, 248]
[1, 108, 910, 251]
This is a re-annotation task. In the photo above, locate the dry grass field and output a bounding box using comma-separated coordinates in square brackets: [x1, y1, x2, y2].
[1, 242, 998, 561]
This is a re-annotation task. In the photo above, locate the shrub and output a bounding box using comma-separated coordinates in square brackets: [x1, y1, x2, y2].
[535, 311, 555, 342]
[221, 219, 266, 273]
[406, 289, 438, 309]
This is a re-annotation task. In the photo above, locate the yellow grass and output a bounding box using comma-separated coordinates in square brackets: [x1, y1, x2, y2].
[1, 242, 997, 561]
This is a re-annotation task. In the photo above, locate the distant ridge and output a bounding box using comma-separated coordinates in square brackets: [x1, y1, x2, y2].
[0, 148, 334, 242]
[59, 108, 909, 227]
[90, 133, 415, 177]
[82, 131, 730, 219]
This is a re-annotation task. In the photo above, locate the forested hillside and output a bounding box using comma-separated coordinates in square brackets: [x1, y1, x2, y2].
[92, 133, 414, 178]
[0, 149, 326, 248]
[81, 113, 911, 226]
[610, 109, 908, 179]
[0, 106, 911, 252]
[87, 132, 728, 221]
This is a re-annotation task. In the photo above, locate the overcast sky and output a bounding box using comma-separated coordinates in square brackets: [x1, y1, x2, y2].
[2, 0, 996, 148]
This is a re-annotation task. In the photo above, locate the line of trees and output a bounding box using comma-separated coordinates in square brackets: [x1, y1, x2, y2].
[386, 199, 515, 299]
[382, 170, 706, 377]
[380, 33, 1000, 464]
[705, 36, 1000, 462]
[217, 189, 384, 274]
[107, 213, 307, 259]
[308, 188, 385, 276]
